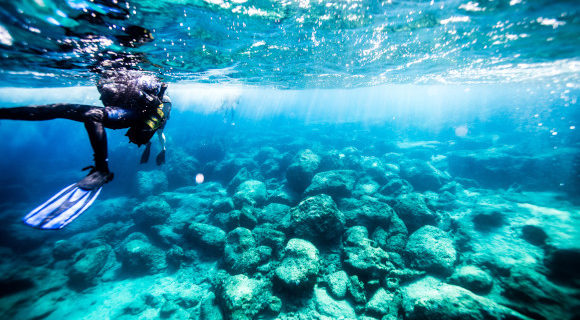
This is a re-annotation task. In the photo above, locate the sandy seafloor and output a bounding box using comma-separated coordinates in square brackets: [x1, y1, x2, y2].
[0, 113, 579, 320]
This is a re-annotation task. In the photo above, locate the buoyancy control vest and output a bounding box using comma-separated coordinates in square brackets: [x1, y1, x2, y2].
[126, 84, 171, 146]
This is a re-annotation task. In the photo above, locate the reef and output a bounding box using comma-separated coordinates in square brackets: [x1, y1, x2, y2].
[0, 123, 579, 320]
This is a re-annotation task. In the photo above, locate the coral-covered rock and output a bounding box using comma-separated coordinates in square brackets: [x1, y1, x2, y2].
[233, 180, 267, 208]
[274, 238, 319, 291]
[448, 265, 493, 294]
[304, 170, 357, 199]
[165, 149, 199, 187]
[187, 222, 226, 251]
[325, 270, 349, 300]
[252, 225, 286, 254]
[258, 203, 291, 227]
[341, 196, 396, 230]
[137, 170, 169, 197]
[268, 185, 299, 206]
[286, 149, 320, 192]
[366, 288, 398, 318]
[370, 214, 408, 253]
[227, 167, 254, 193]
[359, 156, 393, 184]
[314, 286, 356, 319]
[401, 277, 529, 320]
[199, 292, 224, 320]
[393, 193, 439, 232]
[131, 197, 172, 227]
[224, 227, 261, 274]
[215, 273, 273, 320]
[348, 275, 366, 305]
[53, 239, 81, 261]
[400, 159, 451, 192]
[379, 178, 413, 197]
[68, 244, 111, 287]
[211, 197, 235, 214]
[119, 234, 167, 275]
[288, 194, 345, 244]
[343, 226, 394, 278]
[405, 226, 456, 275]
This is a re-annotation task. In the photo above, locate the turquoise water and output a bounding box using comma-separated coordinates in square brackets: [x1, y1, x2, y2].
[0, 0, 579, 319]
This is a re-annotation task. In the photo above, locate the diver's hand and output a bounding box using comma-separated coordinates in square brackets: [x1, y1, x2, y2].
[156, 150, 166, 165]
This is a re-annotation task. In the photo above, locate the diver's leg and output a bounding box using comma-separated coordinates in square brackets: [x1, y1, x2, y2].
[78, 109, 114, 189]
[0, 104, 114, 188]
[0, 104, 94, 121]
[84, 109, 109, 172]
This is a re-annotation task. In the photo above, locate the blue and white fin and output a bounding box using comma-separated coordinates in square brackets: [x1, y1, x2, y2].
[22, 184, 102, 230]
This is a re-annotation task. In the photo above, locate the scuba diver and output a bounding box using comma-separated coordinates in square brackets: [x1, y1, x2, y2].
[0, 70, 171, 229]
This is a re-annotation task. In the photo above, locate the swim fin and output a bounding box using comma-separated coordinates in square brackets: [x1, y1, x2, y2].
[22, 171, 112, 230]
[140, 142, 151, 164]
[22, 184, 102, 230]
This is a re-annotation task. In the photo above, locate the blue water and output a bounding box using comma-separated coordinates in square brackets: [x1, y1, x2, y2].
[0, 0, 579, 319]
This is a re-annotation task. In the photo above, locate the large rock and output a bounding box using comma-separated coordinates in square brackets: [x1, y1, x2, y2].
[304, 170, 357, 199]
[53, 239, 81, 261]
[314, 286, 356, 319]
[359, 156, 393, 184]
[343, 226, 394, 278]
[289, 194, 345, 244]
[68, 244, 111, 287]
[340, 197, 396, 230]
[400, 160, 450, 192]
[393, 193, 439, 232]
[233, 180, 267, 208]
[405, 226, 456, 275]
[211, 197, 235, 214]
[366, 288, 398, 318]
[268, 185, 299, 206]
[254, 146, 280, 163]
[371, 215, 408, 253]
[326, 271, 349, 299]
[199, 292, 224, 320]
[401, 277, 529, 320]
[258, 203, 291, 227]
[214, 156, 258, 184]
[352, 176, 381, 197]
[119, 234, 167, 275]
[274, 238, 319, 291]
[131, 197, 172, 227]
[224, 228, 261, 274]
[215, 274, 273, 320]
[286, 149, 321, 192]
[379, 177, 413, 197]
[227, 167, 254, 193]
[137, 170, 169, 197]
[252, 225, 286, 254]
[187, 222, 226, 252]
[165, 149, 199, 187]
[448, 265, 493, 294]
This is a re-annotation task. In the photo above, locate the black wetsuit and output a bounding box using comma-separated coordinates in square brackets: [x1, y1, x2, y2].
[0, 72, 170, 188]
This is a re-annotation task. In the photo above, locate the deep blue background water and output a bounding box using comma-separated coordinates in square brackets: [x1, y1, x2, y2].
[0, 81, 577, 205]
